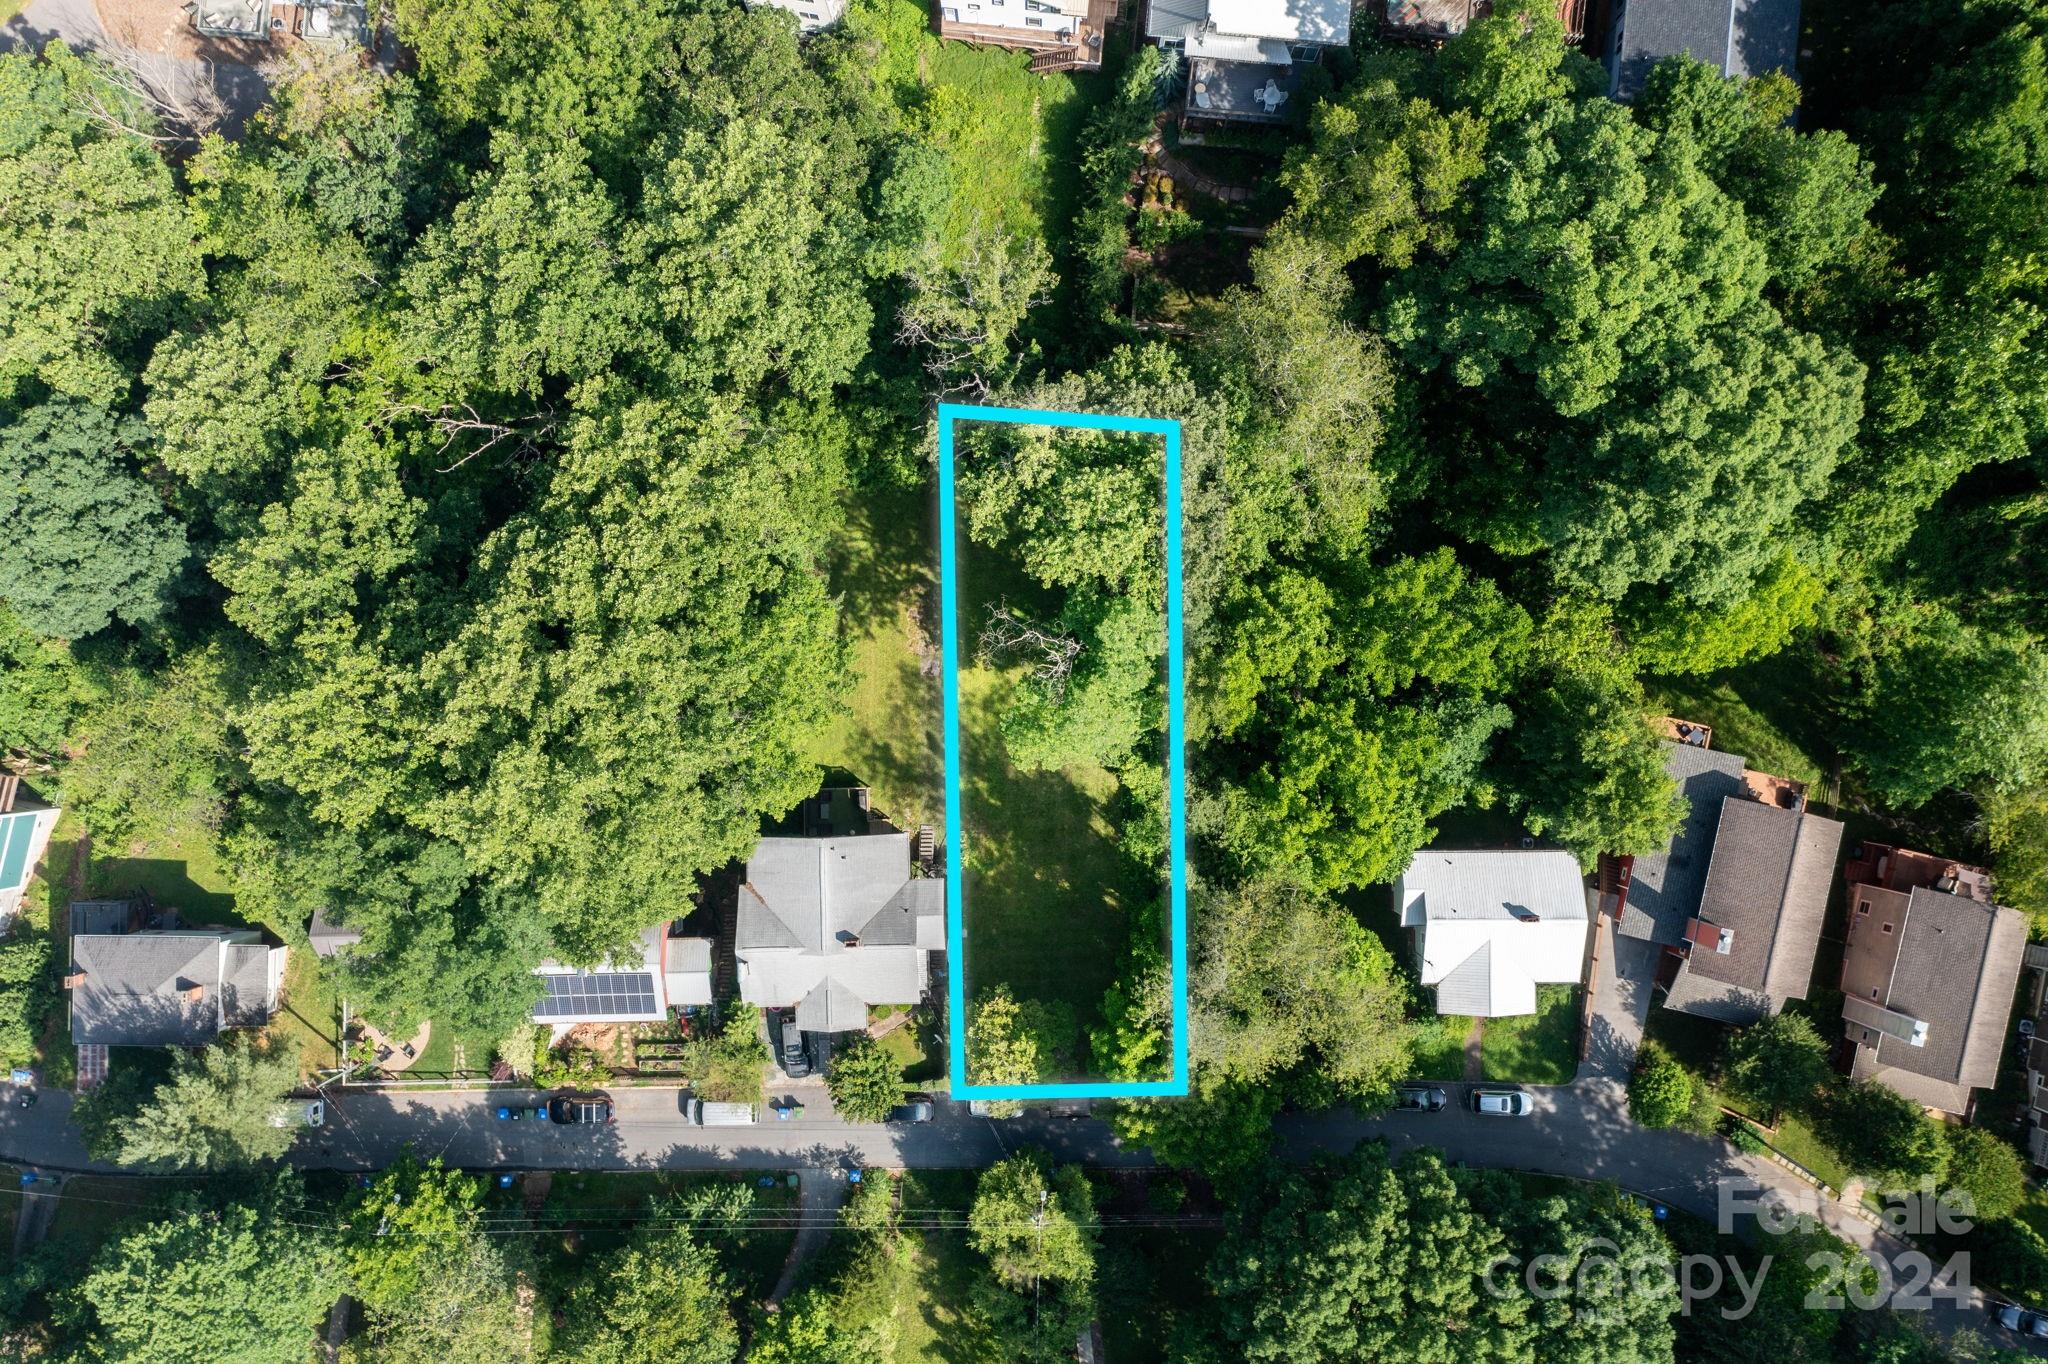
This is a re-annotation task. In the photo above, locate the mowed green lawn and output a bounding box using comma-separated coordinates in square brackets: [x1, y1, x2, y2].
[1480, 985, 1581, 1084]
[955, 662, 1131, 1017]
[808, 489, 1142, 1048]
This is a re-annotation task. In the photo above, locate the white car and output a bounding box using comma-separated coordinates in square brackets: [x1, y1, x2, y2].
[1471, 1089, 1532, 1117]
[269, 1099, 325, 1129]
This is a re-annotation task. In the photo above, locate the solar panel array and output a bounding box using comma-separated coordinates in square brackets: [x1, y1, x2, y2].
[533, 972, 659, 1020]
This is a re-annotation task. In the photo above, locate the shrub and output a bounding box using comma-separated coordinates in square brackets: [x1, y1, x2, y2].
[493, 1024, 539, 1080]
[1816, 1080, 1948, 1186]
[1941, 1125, 2026, 1221]
[0, 932, 52, 1068]
[1721, 1012, 1832, 1120]
[533, 1038, 611, 1090]
[1723, 1116, 1767, 1154]
[826, 1035, 903, 1123]
[1628, 1043, 1693, 1128]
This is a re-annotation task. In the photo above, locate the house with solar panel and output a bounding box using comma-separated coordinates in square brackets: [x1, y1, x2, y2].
[735, 829, 942, 1038]
[0, 777, 60, 928]
[530, 920, 716, 1027]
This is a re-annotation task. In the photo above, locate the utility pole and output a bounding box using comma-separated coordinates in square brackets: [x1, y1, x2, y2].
[1032, 1187, 1047, 1350]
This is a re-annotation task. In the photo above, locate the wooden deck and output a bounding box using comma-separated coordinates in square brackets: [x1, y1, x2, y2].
[935, 0, 1114, 68]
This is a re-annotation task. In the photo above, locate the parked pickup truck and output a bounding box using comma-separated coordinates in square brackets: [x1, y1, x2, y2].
[683, 1097, 757, 1127]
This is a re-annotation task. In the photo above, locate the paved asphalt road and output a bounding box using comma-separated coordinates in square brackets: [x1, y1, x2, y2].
[0, 1076, 2028, 1352]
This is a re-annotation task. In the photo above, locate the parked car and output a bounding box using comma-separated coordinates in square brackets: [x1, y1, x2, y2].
[1394, 1085, 1448, 1112]
[887, 1093, 936, 1124]
[683, 1097, 758, 1126]
[777, 1011, 811, 1079]
[1995, 1302, 2048, 1338]
[548, 1092, 615, 1125]
[1471, 1088, 1532, 1117]
[268, 1099, 325, 1129]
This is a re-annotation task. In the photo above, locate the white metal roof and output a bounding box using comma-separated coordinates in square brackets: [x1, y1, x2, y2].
[1206, 0, 1348, 45]
[1397, 850, 1590, 1017]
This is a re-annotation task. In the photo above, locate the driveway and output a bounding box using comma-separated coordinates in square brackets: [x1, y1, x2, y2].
[1, 0, 270, 130]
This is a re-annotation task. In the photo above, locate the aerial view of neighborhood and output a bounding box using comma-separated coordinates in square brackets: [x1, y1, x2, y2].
[2, 0, 2047, 1356]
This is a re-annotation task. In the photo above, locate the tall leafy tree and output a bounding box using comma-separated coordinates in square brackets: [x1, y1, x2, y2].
[103, 1037, 302, 1171]
[1205, 1145, 1530, 1362]
[0, 401, 186, 640]
[0, 46, 205, 405]
[70, 1179, 340, 1363]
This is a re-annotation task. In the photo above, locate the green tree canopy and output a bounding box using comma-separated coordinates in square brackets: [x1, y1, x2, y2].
[0, 400, 186, 640]
[0, 46, 204, 405]
[826, 1034, 904, 1123]
[103, 1037, 303, 1171]
[1722, 1012, 1833, 1120]
[71, 1179, 339, 1363]
[1206, 1145, 1529, 1362]
[968, 1151, 1098, 1292]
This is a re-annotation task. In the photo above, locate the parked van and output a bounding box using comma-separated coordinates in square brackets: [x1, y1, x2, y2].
[683, 1097, 757, 1126]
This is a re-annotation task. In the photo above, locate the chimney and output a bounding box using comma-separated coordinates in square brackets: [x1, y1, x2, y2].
[845, 935, 860, 950]
[184, 984, 205, 1002]
[0, 774, 17, 814]
[61, 971, 85, 989]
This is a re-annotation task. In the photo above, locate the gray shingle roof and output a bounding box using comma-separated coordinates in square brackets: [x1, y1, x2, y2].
[738, 834, 925, 952]
[1608, 0, 1803, 100]
[1672, 797, 1841, 1019]
[1619, 742, 1747, 945]
[795, 978, 869, 1032]
[70, 934, 224, 1047]
[1850, 888, 2026, 1111]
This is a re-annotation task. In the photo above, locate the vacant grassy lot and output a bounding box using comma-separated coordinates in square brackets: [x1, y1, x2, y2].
[1646, 668, 1829, 791]
[921, 43, 1104, 254]
[1411, 1012, 1475, 1081]
[1481, 985, 1580, 1084]
[955, 662, 1132, 1021]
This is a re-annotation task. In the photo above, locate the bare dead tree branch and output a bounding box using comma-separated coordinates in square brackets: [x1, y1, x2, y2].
[376, 401, 561, 471]
[76, 47, 229, 146]
[977, 600, 1082, 701]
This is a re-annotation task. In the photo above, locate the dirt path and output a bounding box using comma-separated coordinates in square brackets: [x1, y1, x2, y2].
[11, 1173, 59, 1259]
[1462, 1017, 1484, 1081]
[766, 1171, 850, 1307]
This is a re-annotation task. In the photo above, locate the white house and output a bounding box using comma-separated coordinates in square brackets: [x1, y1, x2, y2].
[1396, 849, 1591, 1017]
[750, 0, 847, 34]
[1147, 0, 1349, 121]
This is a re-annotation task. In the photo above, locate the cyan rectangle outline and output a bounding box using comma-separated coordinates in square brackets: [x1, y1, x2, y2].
[937, 401, 1190, 1100]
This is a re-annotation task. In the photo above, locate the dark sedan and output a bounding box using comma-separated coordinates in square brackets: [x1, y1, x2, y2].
[1394, 1085, 1449, 1112]
[548, 1092, 615, 1125]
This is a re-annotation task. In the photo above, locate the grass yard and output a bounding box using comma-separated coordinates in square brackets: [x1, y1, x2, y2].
[1481, 985, 1581, 1084]
[84, 822, 242, 926]
[920, 42, 1106, 258]
[870, 1006, 944, 1085]
[956, 663, 1132, 1025]
[1646, 669, 1829, 792]
[805, 485, 944, 833]
[1411, 1012, 1475, 1081]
